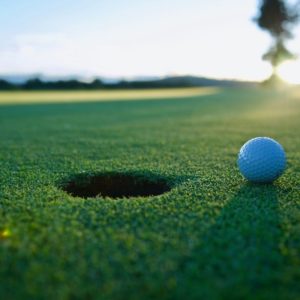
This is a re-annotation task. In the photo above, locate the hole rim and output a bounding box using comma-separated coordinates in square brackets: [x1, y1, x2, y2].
[60, 171, 174, 200]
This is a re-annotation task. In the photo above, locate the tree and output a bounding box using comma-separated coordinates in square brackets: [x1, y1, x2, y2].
[255, 0, 299, 82]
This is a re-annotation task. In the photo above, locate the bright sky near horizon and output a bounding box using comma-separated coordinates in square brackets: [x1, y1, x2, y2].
[1, 0, 300, 81]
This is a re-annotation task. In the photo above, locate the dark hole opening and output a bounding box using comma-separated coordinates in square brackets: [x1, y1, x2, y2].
[61, 173, 172, 199]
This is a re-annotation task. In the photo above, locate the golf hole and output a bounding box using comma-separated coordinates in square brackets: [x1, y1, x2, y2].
[61, 172, 172, 199]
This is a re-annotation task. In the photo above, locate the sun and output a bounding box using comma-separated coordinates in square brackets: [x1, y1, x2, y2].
[277, 60, 300, 85]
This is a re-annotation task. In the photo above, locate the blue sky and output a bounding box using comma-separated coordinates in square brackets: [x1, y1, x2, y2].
[1, 0, 299, 81]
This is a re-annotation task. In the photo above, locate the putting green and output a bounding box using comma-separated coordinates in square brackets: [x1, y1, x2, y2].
[0, 87, 299, 299]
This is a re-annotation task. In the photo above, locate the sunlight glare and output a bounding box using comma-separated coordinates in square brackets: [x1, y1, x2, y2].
[278, 60, 300, 85]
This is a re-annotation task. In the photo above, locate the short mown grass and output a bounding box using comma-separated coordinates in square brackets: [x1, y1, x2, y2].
[0, 87, 299, 299]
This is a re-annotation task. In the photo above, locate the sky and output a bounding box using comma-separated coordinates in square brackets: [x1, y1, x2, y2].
[0, 0, 300, 81]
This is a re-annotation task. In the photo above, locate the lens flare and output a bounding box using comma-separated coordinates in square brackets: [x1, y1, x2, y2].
[0, 229, 11, 239]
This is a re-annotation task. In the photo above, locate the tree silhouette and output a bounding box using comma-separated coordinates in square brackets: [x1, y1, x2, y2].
[255, 0, 299, 82]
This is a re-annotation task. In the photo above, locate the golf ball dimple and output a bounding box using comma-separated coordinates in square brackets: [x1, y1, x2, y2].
[237, 137, 286, 183]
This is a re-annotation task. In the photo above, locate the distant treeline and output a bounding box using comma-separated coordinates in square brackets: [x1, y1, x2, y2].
[0, 76, 254, 91]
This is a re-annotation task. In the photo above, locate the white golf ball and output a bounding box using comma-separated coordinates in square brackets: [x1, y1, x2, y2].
[237, 137, 286, 183]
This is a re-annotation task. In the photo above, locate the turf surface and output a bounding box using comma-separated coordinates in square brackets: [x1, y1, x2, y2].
[0, 87, 299, 299]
